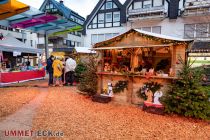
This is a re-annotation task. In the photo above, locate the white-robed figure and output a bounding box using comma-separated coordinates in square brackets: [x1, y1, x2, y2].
[107, 83, 113, 97]
[153, 90, 163, 105]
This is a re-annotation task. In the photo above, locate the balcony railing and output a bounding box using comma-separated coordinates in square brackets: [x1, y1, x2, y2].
[183, 1, 210, 16]
[128, 6, 166, 20]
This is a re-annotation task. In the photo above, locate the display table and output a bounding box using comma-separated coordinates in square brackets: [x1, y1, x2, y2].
[0, 69, 45, 85]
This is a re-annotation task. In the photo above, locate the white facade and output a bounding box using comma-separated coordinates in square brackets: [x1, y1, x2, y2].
[0, 27, 38, 49]
[84, 26, 127, 48]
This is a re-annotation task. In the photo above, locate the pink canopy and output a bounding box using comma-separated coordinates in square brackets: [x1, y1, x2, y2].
[11, 15, 57, 28]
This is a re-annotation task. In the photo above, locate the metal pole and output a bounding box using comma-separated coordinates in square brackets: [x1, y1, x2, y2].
[44, 32, 49, 62]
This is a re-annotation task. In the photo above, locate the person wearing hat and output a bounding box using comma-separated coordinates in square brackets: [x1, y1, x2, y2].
[52, 56, 63, 87]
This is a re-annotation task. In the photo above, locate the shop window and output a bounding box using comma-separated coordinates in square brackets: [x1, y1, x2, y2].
[143, 0, 152, 8]
[134, 2, 142, 9]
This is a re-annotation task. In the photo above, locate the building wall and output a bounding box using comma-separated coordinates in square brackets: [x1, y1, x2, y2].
[84, 26, 127, 48]
[0, 28, 38, 48]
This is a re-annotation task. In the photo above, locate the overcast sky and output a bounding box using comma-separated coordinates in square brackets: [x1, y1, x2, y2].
[18, 0, 126, 18]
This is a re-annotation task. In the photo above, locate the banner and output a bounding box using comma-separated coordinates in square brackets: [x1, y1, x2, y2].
[13, 51, 21, 56]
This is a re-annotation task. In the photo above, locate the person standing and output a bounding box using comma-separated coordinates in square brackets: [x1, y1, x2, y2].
[64, 56, 77, 86]
[46, 55, 54, 86]
[52, 57, 63, 87]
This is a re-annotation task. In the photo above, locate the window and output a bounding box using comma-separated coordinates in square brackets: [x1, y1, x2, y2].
[106, 13, 112, 22]
[98, 34, 105, 42]
[101, 5, 105, 10]
[30, 40, 33, 47]
[98, 13, 104, 23]
[91, 33, 119, 44]
[113, 12, 120, 22]
[153, 0, 163, 7]
[196, 24, 208, 38]
[106, 2, 112, 9]
[105, 23, 112, 27]
[143, 0, 152, 8]
[92, 16, 97, 27]
[91, 34, 98, 44]
[113, 3, 117, 8]
[184, 24, 195, 38]
[142, 27, 151, 32]
[152, 26, 161, 34]
[134, 2, 142, 9]
[105, 33, 113, 40]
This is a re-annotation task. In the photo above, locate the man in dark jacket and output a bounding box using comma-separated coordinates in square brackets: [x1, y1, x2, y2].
[46, 55, 54, 86]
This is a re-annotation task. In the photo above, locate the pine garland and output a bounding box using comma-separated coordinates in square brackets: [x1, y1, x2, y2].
[113, 80, 128, 94]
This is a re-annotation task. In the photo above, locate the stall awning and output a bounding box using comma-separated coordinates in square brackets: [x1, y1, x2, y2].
[187, 41, 210, 53]
[11, 15, 58, 28]
[75, 47, 96, 53]
[0, 34, 43, 54]
[0, 0, 29, 20]
[91, 44, 173, 50]
[53, 47, 74, 52]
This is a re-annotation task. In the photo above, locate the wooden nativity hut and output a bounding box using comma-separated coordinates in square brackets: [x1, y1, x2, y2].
[92, 29, 193, 105]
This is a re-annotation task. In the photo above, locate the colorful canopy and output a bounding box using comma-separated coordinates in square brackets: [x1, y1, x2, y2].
[27, 19, 77, 34]
[0, 0, 29, 20]
[50, 25, 82, 36]
[0, 0, 8, 4]
[11, 15, 58, 28]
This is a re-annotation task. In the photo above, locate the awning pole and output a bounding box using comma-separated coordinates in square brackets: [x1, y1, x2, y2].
[44, 32, 49, 62]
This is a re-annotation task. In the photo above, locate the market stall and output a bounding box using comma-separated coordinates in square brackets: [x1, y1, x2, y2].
[92, 29, 193, 104]
[0, 34, 44, 86]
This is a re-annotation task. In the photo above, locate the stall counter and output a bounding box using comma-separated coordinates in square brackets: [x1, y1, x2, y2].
[0, 69, 45, 85]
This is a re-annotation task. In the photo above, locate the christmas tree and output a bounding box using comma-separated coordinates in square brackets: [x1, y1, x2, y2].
[162, 57, 210, 120]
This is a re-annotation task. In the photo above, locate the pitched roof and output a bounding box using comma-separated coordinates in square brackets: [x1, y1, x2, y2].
[82, 0, 126, 35]
[39, 0, 85, 21]
[93, 29, 193, 49]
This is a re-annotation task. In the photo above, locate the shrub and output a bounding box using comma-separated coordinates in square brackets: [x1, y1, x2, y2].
[77, 56, 98, 96]
[162, 58, 210, 120]
[75, 62, 86, 82]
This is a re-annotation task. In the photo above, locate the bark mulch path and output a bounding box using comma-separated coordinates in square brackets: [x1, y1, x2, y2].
[0, 88, 48, 140]
[33, 87, 210, 140]
[0, 87, 40, 120]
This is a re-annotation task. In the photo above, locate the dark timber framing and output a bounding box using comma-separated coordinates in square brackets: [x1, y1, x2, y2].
[82, 0, 126, 35]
